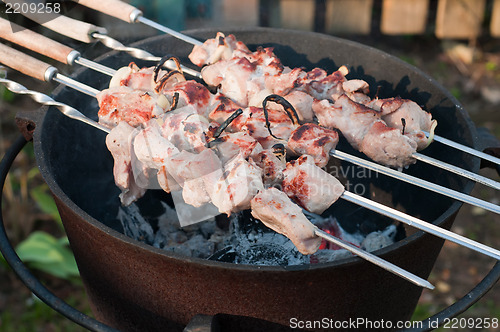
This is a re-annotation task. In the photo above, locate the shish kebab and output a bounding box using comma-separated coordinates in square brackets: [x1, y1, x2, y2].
[0, 39, 496, 215]
[4, 18, 499, 195]
[3, 6, 500, 173]
[0, 41, 497, 216]
[1, 44, 499, 272]
[2, 21, 499, 194]
[69, 0, 500, 168]
[0, 73, 433, 290]
[94, 35, 500, 191]
[184, 33, 500, 188]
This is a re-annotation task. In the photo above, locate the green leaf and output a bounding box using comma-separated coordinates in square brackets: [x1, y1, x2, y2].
[30, 185, 62, 225]
[16, 231, 64, 264]
[16, 232, 79, 279]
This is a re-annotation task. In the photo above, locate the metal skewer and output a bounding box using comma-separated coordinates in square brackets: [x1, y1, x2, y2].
[70, 0, 203, 46]
[314, 228, 434, 289]
[340, 191, 500, 261]
[424, 130, 500, 166]
[0, 77, 109, 133]
[413, 152, 500, 190]
[90, 32, 201, 79]
[331, 150, 500, 214]
[0, 43, 100, 98]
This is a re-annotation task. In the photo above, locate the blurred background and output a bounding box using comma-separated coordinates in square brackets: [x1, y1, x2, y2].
[0, 0, 499, 330]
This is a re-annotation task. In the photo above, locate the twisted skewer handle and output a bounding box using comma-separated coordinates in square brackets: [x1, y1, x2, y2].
[2, 0, 107, 43]
[91, 33, 159, 62]
[0, 77, 110, 133]
[74, 0, 142, 23]
[92, 33, 202, 78]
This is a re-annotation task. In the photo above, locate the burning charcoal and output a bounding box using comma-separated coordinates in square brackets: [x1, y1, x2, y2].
[118, 204, 155, 245]
[199, 220, 217, 238]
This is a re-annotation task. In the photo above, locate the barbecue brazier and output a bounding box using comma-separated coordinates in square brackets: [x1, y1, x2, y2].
[2, 27, 500, 332]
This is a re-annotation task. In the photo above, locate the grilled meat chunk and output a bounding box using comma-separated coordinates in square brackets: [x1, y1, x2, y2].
[189, 32, 250, 67]
[106, 122, 146, 205]
[312, 95, 418, 168]
[369, 98, 433, 150]
[288, 124, 339, 167]
[282, 155, 345, 214]
[97, 86, 167, 128]
[251, 187, 322, 255]
[210, 152, 264, 216]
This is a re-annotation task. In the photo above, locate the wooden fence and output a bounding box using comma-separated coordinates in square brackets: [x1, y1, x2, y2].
[205, 0, 499, 39]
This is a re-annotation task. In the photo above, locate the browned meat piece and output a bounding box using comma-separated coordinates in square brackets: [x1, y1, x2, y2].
[161, 81, 214, 117]
[265, 90, 314, 123]
[359, 120, 417, 168]
[109, 63, 166, 92]
[208, 92, 246, 129]
[288, 124, 339, 167]
[265, 67, 306, 96]
[209, 131, 263, 164]
[342, 79, 369, 94]
[166, 149, 223, 208]
[160, 108, 210, 152]
[105, 122, 146, 205]
[313, 95, 418, 168]
[188, 32, 250, 67]
[239, 106, 296, 149]
[301, 69, 346, 100]
[210, 152, 264, 216]
[312, 95, 380, 149]
[202, 57, 267, 106]
[380, 99, 433, 150]
[251, 148, 286, 187]
[132, 120, 180, 193]
[282, 155, 344, 214]
[97, 86, 167, 128]
[251, 187, 322, 255]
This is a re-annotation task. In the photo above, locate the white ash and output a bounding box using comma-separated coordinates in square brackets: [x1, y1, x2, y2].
[118, 202, 232, 259]
[118, 203, 397, 265]
[361, 225, 397, 252]
[311, 249, 353, 263]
